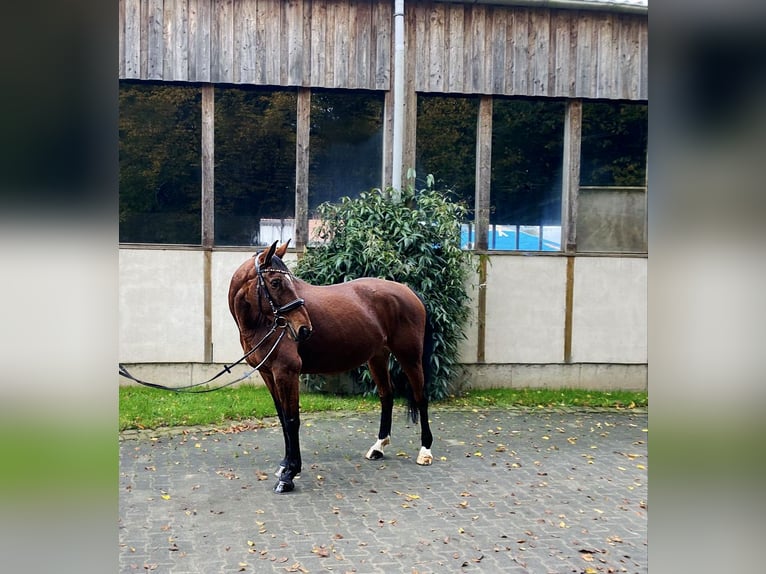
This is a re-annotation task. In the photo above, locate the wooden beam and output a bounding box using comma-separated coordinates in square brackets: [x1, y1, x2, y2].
[201, 84, 215, 247]
[382, 89, 394, 191]
[203, 249, 213, 362]
[201, 84, 214, 362]
[564, 254, 574, 363]
[477, 254, 487, 363]
[294, 87, 311, 250]
[562, 99, 582, 253]
[474, 95, 492, 251]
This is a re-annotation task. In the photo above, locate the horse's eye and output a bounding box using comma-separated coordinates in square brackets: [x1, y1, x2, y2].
[270, 278, 282, 289]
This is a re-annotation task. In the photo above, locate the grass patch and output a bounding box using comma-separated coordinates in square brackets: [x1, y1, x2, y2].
[120, 385, 646, 431]
[449, 388, 647, 410]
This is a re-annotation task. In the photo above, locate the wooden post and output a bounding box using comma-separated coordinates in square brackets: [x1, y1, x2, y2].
[201, 85, 215, 247]
[477, 254, 487, 363]
[562, 99, 582, 253]
[564, 255, 574, 363]
[382, 90, 394, 191]
[561, 100, 582, 363]
[474, 95, 492, 251]
[295, 88, 311, 250]
[200, 85, 214, 362]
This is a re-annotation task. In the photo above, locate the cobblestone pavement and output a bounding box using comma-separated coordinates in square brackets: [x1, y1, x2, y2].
[119, 408, 647, 573]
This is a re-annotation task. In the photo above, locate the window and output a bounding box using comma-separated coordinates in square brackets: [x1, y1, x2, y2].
[415, 94, 478, 247]
[119, 82, 201, 244]
[307, 90, 385, 243]
[577, 101, 648, 253]
[214, 87, 297, 246]
[490, 98, 565, 251]
[119, 80, 647, 255]
[309, 90, 384, 207]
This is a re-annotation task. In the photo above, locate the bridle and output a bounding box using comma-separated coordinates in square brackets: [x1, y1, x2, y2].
[253, 255, 306, 339]
[116, 252, 309, 394]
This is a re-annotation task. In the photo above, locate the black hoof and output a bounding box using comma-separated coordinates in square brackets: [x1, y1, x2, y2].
[273, 478, 294, 494]
[367, 450, 384, 460]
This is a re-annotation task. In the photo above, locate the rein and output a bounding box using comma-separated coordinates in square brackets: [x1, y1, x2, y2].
[118, 251, 307, 394]
[118, 322, 286, 393]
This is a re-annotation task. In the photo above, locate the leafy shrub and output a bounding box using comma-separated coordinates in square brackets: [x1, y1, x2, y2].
[295, 178, 472, 400]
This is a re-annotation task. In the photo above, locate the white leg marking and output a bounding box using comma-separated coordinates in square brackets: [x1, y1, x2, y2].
[416, 446, 433, 466]
[365, 436, 391, 460]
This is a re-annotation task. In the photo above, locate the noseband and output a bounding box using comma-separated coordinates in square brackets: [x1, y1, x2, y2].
[253, 257, 306, 326]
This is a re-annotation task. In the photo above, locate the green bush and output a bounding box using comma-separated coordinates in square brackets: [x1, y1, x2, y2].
[295, 178, 472, 400]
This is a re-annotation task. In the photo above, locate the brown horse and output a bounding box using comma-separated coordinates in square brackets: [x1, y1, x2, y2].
[228, 240, 434, 493]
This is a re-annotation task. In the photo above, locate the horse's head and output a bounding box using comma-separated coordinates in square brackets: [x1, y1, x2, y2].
[251, 239, 313, 343]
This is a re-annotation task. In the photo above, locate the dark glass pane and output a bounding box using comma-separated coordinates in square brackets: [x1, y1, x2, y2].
[416, 95, 478, 250]
[214, 87, 297, 246]
[581, 102, 648, 187]
[308, 90, 384, 211]
[119, 82, 201, 244]
[490, 99, 565, 251]
[415, 94, 477, 205]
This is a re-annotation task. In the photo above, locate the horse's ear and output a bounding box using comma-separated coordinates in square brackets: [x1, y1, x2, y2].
[257, 241, 279, 267]
[275, 239, 290, 259]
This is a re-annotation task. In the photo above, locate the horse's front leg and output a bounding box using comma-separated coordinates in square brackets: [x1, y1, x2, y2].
[274, 413, 301, 494]
[265, 369, 302, 494]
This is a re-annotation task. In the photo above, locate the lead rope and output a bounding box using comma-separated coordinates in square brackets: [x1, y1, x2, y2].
[118, 324, 287, 393]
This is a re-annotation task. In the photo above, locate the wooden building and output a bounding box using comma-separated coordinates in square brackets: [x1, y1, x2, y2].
[118, 0, 649, 390]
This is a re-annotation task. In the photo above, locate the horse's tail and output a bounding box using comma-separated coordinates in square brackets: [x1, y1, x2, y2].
[405, 293, 433, 425]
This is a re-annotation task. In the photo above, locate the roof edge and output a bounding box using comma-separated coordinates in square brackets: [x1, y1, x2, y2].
[433, 0, 648, 16]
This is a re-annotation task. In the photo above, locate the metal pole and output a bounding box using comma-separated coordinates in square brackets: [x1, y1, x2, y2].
[391, 0, 405, 201]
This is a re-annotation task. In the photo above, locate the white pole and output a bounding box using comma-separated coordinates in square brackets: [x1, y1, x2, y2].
[391, 0, 405, 201]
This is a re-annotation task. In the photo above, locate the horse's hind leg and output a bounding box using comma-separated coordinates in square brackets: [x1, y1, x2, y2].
[400, 360, 434, 466]
[365, 352, 393, 461]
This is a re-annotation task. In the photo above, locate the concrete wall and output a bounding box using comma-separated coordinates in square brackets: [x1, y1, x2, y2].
[119, 248, 647, 390]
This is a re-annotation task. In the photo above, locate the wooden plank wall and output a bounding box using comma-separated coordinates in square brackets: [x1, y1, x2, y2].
[411, 2, 647, 100]
[119, 0, 647, 101]
[119, 0, 391, 90]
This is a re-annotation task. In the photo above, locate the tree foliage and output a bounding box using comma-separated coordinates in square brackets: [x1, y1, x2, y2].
[119, 83, 201, 243]
[581, 101, 648, 187]
[214, 88, 298, 245]
[119, 82, 648, 245]
[294, 179, 472, 400]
